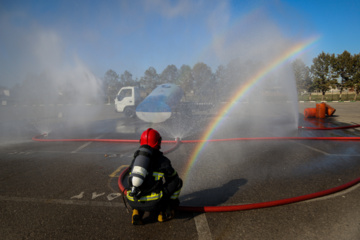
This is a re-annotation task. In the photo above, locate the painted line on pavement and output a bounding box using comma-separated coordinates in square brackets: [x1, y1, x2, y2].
[294, 141, 330, 155]
[0, 195, 124, 207]
[194, 213, 213, 240]
[109, 165, 128, 178]
[71, 134, 104, 153]
[302, 181, 360, 203]
[71, 142, 93, 153]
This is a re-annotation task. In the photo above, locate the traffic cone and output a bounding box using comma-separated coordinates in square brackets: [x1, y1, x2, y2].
[316, 103, 326, 119]
[325, 103, 336, 116]
[304, 108, 316, 118]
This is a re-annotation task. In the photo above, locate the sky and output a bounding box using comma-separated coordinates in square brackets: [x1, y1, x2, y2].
[0, 0, 360, 88]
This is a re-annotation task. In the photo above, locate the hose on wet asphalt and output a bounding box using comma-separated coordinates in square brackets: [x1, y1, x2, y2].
[33, 124, 360, 212]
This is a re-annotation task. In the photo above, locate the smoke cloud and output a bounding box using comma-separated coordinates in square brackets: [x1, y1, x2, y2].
[0, 21, 103, 145]
[180, 7, 303, 197]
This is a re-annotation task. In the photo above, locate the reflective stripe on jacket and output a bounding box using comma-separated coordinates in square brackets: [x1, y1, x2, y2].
[126, 191, 163, 202]
[126, 171, 164, 202]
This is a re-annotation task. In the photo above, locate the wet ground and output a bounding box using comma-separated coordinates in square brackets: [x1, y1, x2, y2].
[0, 102, 359, 239]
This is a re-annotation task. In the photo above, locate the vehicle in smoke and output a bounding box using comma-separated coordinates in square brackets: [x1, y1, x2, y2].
[114, 83, 213, 123]
[114, 86, 142, 117]
[0, 88, 10, 106]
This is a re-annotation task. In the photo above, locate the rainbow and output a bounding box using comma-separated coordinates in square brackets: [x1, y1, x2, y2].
[183, 36, 320, 182]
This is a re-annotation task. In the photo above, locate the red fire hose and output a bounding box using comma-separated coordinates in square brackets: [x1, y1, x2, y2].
[33, 124, 360, 213]
[177, 177, 360, 212]
[118, 166, 360, 213]
[298, 124, 360, 130]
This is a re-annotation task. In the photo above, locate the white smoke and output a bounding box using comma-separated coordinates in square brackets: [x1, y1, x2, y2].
[181, 6, 304, 197]
[0, 22, 103, 144]
[27, 29, 102, 103]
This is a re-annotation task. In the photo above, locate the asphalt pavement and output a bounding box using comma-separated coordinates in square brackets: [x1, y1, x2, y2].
[0, 102, 359, 240]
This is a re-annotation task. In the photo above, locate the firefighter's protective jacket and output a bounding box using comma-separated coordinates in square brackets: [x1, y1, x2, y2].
[126, 145, 182, 211]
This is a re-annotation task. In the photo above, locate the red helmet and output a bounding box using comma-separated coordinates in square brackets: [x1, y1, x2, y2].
[140, 128, 162, 149]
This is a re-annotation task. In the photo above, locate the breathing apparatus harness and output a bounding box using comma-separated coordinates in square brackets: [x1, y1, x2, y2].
[127, 145, 162, 201]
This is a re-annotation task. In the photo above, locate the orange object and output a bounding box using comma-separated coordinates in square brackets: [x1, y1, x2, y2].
[304, 108, 316, 118]
[316, 103, 326, 119]
[325, 103, 336, 116]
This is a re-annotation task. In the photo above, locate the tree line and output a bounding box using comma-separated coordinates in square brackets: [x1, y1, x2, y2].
[3, 50, 358, 105]
[103, 58, 272, 103]
[293, 50, 360, 101]
[103, 63, 217, 103]
[105, 50, 360, 104]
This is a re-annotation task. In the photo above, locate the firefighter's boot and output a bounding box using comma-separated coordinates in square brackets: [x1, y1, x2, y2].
[158, 209, 175, 222]
[132, 209, 143, 225]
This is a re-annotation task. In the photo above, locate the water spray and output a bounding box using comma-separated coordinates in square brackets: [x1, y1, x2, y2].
[32, 124, 360, 213]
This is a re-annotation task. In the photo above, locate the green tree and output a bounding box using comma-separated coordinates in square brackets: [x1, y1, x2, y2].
[140, 67, 159, 94]
[120, 70, 136, 86]
[225, 58, 243, 86]
[332, 50, 354, 100]
[160, 65, 178, 84]
[192, 62, 215, 102]
[292, 59, 311, 93]
[292, 59, 313, 100]
[310, 52, 338, 101]
[178, 64, 194, 99]
[103, 69, 120, 104]
[304, 71, 316, 101]
[350, 53, 360, 100]
[215, 64, 228, 101]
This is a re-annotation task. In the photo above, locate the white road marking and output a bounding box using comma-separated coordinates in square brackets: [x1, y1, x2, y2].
[0, 195, 125, 207]
[293, 141, 330, 155]
[194, 213, 213, 240]
[71, 192, 84, 199]
[92, 192, 105, 199]
[107, 193, 121, 201]
[7, 151, 33, 155]
[71, 142, 93, 153]
[295, 142, 360, 157]
[302, 181, 360, 203]
[263, 128, 331, 156]
[71, 134, 104, 153]
[332, 154, 360, 157]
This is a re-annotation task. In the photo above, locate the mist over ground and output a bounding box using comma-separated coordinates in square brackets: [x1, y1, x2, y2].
[1, 2, 307, 202]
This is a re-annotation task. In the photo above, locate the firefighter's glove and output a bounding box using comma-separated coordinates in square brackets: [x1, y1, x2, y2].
[129, 186, 141, 198]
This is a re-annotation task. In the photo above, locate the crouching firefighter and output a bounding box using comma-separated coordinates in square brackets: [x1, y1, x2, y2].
[126, 128, 183, 225]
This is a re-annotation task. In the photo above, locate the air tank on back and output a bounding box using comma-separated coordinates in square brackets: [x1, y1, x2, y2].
[136, 83, 184, 123]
